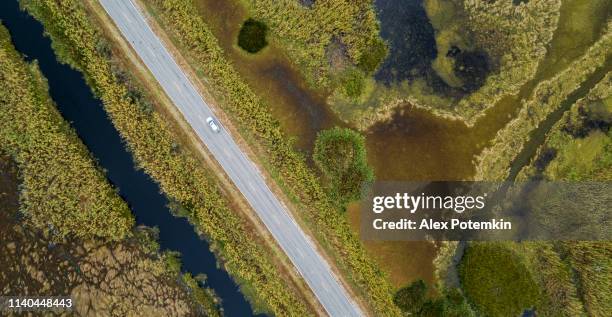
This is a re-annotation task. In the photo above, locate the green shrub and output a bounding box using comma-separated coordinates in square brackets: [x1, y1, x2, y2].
[339, 68, 366, 98]
[237, 18, 268, 53]
[357, 38, 388, 74]
[393, 279, 427, 314]
[441, 288, 476, 317]
[459, 243, 542, 317]
[394, 281, 476, 317]
[313, 127, 373, 204]
[182, 273, 221, 317]
[163, 251, 183, 274]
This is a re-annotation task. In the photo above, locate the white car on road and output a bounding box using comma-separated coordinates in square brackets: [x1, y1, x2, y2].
[206, 116, 220, 133]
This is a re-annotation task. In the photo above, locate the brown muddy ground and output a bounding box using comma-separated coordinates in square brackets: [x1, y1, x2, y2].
[0, 155, 202, 317]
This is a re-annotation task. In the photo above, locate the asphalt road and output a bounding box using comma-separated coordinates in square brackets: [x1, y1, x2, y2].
[98, 1, 363, 316]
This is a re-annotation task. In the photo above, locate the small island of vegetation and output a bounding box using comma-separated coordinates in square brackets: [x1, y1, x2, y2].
[238, 18, 268, 53]
[313, 127, 374, 205]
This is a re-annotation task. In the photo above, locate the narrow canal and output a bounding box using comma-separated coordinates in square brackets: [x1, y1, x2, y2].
[0, 1, 254, 315]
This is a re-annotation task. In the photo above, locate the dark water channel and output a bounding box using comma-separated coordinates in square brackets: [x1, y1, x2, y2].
[0, 1, 255, 315]
[374, 0, 437, 84]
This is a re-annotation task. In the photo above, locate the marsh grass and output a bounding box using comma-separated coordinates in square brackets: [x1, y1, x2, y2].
[330, 0, 562, 129]
[459, 243, 543, 317]
[0, 24, 133, 241]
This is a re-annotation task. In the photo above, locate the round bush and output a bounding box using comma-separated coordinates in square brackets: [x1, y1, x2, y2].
[238, 18, 268, 53]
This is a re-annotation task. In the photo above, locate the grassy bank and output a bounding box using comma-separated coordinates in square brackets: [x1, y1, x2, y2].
[18, 0, 311, 315]
[143, 0, 400, 314]
[0, 23, 133, 241]
[0, 22, 220, 316]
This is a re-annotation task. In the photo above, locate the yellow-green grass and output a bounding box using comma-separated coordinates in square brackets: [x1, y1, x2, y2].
[515, 72, 611, 317]
[475, 23, 611, 181]
[0, 23, 133, 241]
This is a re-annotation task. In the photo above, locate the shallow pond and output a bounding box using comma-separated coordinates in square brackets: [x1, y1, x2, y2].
[195, 0, 340, 153]
[373, 0, 437, 84]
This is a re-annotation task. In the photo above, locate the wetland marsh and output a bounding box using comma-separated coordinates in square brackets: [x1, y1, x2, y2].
[195, 0, 609, 292]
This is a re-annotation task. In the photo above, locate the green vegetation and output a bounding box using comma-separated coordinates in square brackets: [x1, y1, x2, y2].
[20, 0, 310, 315]
[476, 24, 611, 181]
[459, 243, 542, 317]
[451, 0, 562, 120]
[457, 188, 603, 315]
[239, 0, 385, 87]
[237, 18, 268, 53]
[523, 243, 584, 316]
[425, 0, 470, 89]
[338, 67, 367, 99]
[459, 68, 612, 317]
[328, 0, 562, 130]
[512, 73, 612, 317]
[0, 24, 133, 241]
[476, 0, 612, 181]
[394, 279, 475, 317]
[0, 23, 219, 316]
[357, 37, 388, 74]
[559, 242, 612, 316]
[313, 127, 373, 204]
[183, 273, 222, 316]
[143, 0, 400, 314]
[526, 182, 609, 241]
[543, 75, 612, 181]
[233, 0, 395, 121]
[393, 279, 427, 314]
